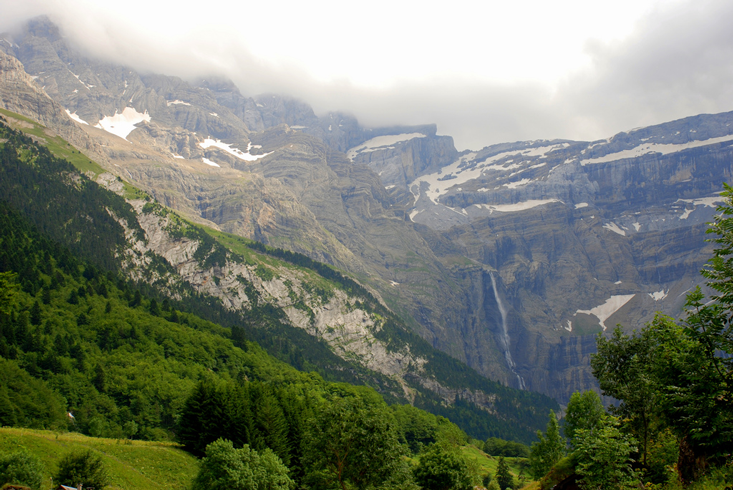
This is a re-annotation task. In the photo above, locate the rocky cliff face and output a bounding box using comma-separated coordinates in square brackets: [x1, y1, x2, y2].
[2, 16, 730, 405]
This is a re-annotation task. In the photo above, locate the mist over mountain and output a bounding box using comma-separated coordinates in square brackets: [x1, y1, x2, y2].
[3, 1, 733, 150]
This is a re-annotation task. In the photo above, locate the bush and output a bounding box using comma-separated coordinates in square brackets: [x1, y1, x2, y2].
[0, 450, 44, 490]
[412, 444, 472, 490]
[54, 449, 109, 490]
[192, 439, 293, 490]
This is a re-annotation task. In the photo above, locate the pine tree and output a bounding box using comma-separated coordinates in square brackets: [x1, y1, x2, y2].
[495, 457, 513, 490]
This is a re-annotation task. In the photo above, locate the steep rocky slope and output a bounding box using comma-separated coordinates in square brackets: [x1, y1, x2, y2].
[2, 16, 729, 404]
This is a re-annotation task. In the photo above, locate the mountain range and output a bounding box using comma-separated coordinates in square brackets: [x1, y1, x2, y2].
[1, 16, 730, 406]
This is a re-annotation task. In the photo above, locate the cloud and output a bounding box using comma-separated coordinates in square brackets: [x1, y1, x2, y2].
[1, 0, 732, 150]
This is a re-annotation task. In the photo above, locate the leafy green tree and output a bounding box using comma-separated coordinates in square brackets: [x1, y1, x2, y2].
[54, 449, 109, 490]
[0, 449, 44, 490]
[563, 390, 605, 448]
[412, 444, 471, 490]
[494, 457, 513, 490]
[192, 438, 293, 490]
[592, 326, 660, 466]
[529, 410, 564, 479]
[574, 415, 639, 490]
[303, 395, 414, 490]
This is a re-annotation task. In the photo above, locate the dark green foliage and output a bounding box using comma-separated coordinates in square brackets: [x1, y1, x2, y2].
[0, 358, 66, 429]
[0, 449, 44, 490]
[391, 404, 440, 454]
[412, 444, 472, 490]
[302, 392, 414, 490]
[494, 457, 514, 490]
[483, 437, 530, 458]
[574, 416, 639, 490]
[54, 449, 109, 490]
[192, 439, 293, 490]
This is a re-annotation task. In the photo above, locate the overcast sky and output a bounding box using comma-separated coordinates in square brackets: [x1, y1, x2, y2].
[2, 0, 733, 150]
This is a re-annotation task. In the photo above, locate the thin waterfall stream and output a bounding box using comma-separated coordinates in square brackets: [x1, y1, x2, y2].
[490, 273, 526, 389]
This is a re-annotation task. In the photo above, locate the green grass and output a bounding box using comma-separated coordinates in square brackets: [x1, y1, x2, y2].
[0, 428, 198, 490]
[460, 445, 529, 479]
[0, 108, 106, 176]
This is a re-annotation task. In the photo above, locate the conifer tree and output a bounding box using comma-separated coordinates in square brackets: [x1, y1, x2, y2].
[495, 457, 513, 490]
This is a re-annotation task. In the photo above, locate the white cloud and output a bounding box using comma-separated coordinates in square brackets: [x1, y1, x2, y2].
[1, 0, 731, 150]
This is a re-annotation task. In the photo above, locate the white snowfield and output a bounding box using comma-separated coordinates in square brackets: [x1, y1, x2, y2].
[346, 133, 426, 161]
[166, 100, 191, 106]
[202, 158, 220, 167]
[576, 294, 635, 331]
[474, 199, 561, 213]
[198, 139, 272, 162]
[649, 290, 668, 301]
[94, 107, 151, 141]
[65, 110, 88, 125]
[503, 178, 532, 189]
[574, 202, 588, 209]
[580, 134, 733, 165]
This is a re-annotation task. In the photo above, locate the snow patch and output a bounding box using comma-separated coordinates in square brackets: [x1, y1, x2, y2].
[633, 222, 641, 231]
[649, 290, 668, 301]
[65, 110, 88, 125]
[576, 294, 635, 331]
[677, 196, 723, 208]
[574, 202, 588, 209]
[581, 134, 733, 165]
[172, 154, 185, 159]
[475, 199, 561, 213]
[603, 222, 626, 236]
[564, 320, 572, 332]
[166, 100, 191, 106]
[209, 113, 218, 117]
[199, 139, 273, 162]
[503, 178, 532, 189]
[94, 107, 151, 141]
[202, 158, 220, 167]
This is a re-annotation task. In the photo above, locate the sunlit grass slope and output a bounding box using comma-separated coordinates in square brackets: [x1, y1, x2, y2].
[0, 428, 198, 490]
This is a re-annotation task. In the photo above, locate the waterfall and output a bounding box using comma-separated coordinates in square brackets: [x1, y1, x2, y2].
[490, 273, 526, 390]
